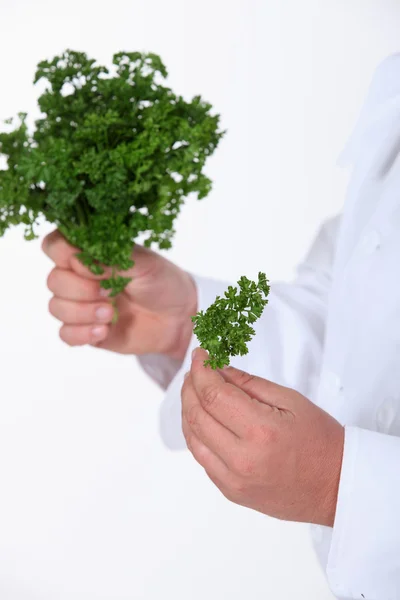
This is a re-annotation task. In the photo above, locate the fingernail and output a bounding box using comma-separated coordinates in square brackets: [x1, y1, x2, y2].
[184, 371, 190, 380]
[96, 306, 112, 322]
[192, 347, 199, 360]
[92, 326, 105, 338]
[99, 288, 110, 297]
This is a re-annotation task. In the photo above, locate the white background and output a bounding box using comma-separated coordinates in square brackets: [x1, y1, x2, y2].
[0, 1, 399, 598]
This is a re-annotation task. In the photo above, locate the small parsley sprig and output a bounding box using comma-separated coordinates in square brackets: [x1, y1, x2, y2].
[191, 272, 270, 369]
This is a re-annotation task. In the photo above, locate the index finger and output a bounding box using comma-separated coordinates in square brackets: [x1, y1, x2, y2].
[42, 230, 112, 281]
[42, 230, 78, 269]
[190, 347, 261, 438]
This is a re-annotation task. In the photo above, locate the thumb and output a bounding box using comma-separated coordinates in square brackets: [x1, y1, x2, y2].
[219, 366, 290, 409]
[42, 229, 77, 269]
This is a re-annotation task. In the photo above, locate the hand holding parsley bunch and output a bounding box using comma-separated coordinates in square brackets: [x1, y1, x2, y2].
[1, 49, 269, 363]
[0, 50, 224, 296]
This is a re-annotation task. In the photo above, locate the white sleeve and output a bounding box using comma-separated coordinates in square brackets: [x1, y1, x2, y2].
[327, 426, 400, 600]
[138, 215, 341, 449]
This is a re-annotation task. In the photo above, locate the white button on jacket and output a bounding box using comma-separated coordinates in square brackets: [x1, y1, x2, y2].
[139, 55, 400, 600]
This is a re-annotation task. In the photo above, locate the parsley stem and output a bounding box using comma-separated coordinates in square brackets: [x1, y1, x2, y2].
[75, 201, 87, 226]
[111, 300, 119, 324]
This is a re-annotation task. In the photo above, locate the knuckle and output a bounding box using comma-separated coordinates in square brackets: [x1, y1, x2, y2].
[231, 481, 247, 499]
[246, 422, 276, 446]
[244, 423, 259, 443]
[186, 405, 201, 429]
[201, 383, 222, 409]
[259, 422, 278, 444]
[68, 302, 82, 322]
[42, 231, 57, 255]
[235, 371, 257, 388]
[194, 443, 209, 463]
[69, 254, 87, 274]
[84, 281, 99, 300]
[46, 269, 58, 292]
[59, 327, 72, 346]
[48, 297, 58, 318]
[223, 481, 247, 503]
[221, 488, 236, 502]
[231, 454, 256, 477]
[133, 248, 163, 281]
[76, 306, 84, 322]
[185, 438, 193, 453]
[77, 279, 92, 299]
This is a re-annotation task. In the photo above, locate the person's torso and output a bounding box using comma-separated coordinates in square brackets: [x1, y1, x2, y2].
[311, 57, 400, 575]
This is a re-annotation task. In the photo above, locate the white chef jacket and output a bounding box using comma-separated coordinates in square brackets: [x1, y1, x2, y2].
[139, 54, 400, 600]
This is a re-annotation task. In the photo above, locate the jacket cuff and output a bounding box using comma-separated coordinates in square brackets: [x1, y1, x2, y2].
[327, 425, 400, 600]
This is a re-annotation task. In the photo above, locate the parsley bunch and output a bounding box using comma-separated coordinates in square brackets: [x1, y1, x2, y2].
[0, 50, 224, 296]
[192, 272, 270, 369]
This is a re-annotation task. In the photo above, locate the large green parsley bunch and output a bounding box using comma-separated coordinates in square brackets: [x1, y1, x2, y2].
[0, 50, 224, 295]
[192, 272, 270, 369]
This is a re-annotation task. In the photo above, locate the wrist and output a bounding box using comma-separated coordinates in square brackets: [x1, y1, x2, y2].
[163, 273, 198, 362]
[318, 425, 345, 527]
